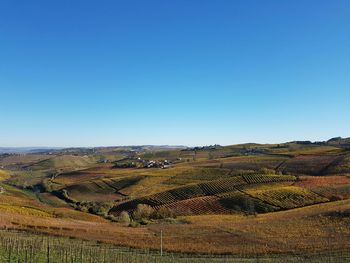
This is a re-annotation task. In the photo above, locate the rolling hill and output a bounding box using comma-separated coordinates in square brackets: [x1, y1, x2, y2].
[0, 138, 350, 261]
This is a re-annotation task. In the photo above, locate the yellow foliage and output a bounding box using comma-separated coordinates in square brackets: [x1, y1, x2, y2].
[0, 169, 10, 181]
[0, 204, 52, 217]
[244, 185, 329, 209]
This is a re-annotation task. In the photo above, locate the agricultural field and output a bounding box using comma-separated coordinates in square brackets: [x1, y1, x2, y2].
[243, 185, 329, 209]
[1, 231, 349, 263]
[0, 141, 350, 261]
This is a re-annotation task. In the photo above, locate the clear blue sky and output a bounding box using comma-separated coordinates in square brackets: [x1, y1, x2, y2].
[0, 0, 349, 147]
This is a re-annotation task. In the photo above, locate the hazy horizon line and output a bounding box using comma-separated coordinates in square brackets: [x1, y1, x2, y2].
[0, 136, 346, 149]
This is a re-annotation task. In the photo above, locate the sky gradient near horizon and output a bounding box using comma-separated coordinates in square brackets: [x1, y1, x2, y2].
[1, 0, 349, 147]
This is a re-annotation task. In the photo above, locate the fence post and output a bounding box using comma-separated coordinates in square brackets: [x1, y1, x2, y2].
[160, 230, 163, 257]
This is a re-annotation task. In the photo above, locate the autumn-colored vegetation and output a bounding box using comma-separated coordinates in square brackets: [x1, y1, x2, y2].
[0, 141, 350, 260]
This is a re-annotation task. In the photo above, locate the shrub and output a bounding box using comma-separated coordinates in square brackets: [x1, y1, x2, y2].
[77, 205, 88, 213]
[152, 207, 175, 219]
[119, 211, 131, 223]
[133, 204, 154, 220]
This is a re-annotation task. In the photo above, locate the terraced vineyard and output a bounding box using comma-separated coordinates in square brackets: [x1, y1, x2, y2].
[111, 174, 297, 215]
[163, 168, 232, 185]
[295, 175, 350, 187]
[321, 153, 350, 175]
[64, 176, 143, 202]
[242, 174, 295, 184]
[217, 191, 279, 213]
[230, 156, 288, 170]
[154, 196, 231, 215]
[198, 175, 247, 195]
[310, 184, 350, 200]
[277, 154, 342, 175]
[243, 186, 329, 209]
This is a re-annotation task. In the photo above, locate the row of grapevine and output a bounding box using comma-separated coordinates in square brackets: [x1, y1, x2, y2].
[147, 184, 205, 206]
[278, 154, 339, 176]
[310, 184, 350, 200]
[243, 186, 329, 209]
[198, 176, 246, 195]
[217, 191, 279, 213]
[242, 174, 296, 184]
[148, 191, 178, 205]
[164, 168, 232, 185]
[154, 196, 231, 216]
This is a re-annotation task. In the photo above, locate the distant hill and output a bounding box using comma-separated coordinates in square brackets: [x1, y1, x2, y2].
[327, 137, 350, 147]
[0, 147, 63, 154]
[0, 145, 187, 155]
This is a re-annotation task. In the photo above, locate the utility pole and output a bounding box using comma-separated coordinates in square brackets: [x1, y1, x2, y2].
[160, 230, 163, 257]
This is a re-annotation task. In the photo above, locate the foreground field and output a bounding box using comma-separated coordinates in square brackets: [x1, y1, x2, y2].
[0, 230, 349, 263]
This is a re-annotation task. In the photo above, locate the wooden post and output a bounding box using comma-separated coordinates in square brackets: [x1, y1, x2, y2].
[160, 230, 163, 257]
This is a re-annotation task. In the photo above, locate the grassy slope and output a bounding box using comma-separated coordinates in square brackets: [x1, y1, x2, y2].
[28, 155, 97, 171]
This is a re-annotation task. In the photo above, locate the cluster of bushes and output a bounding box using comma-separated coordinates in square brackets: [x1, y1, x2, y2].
[117, 204, 176, 227]
[73, 201, 115, 217]
[70, 201, 176, 225]
[135, 204, 175, 220]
